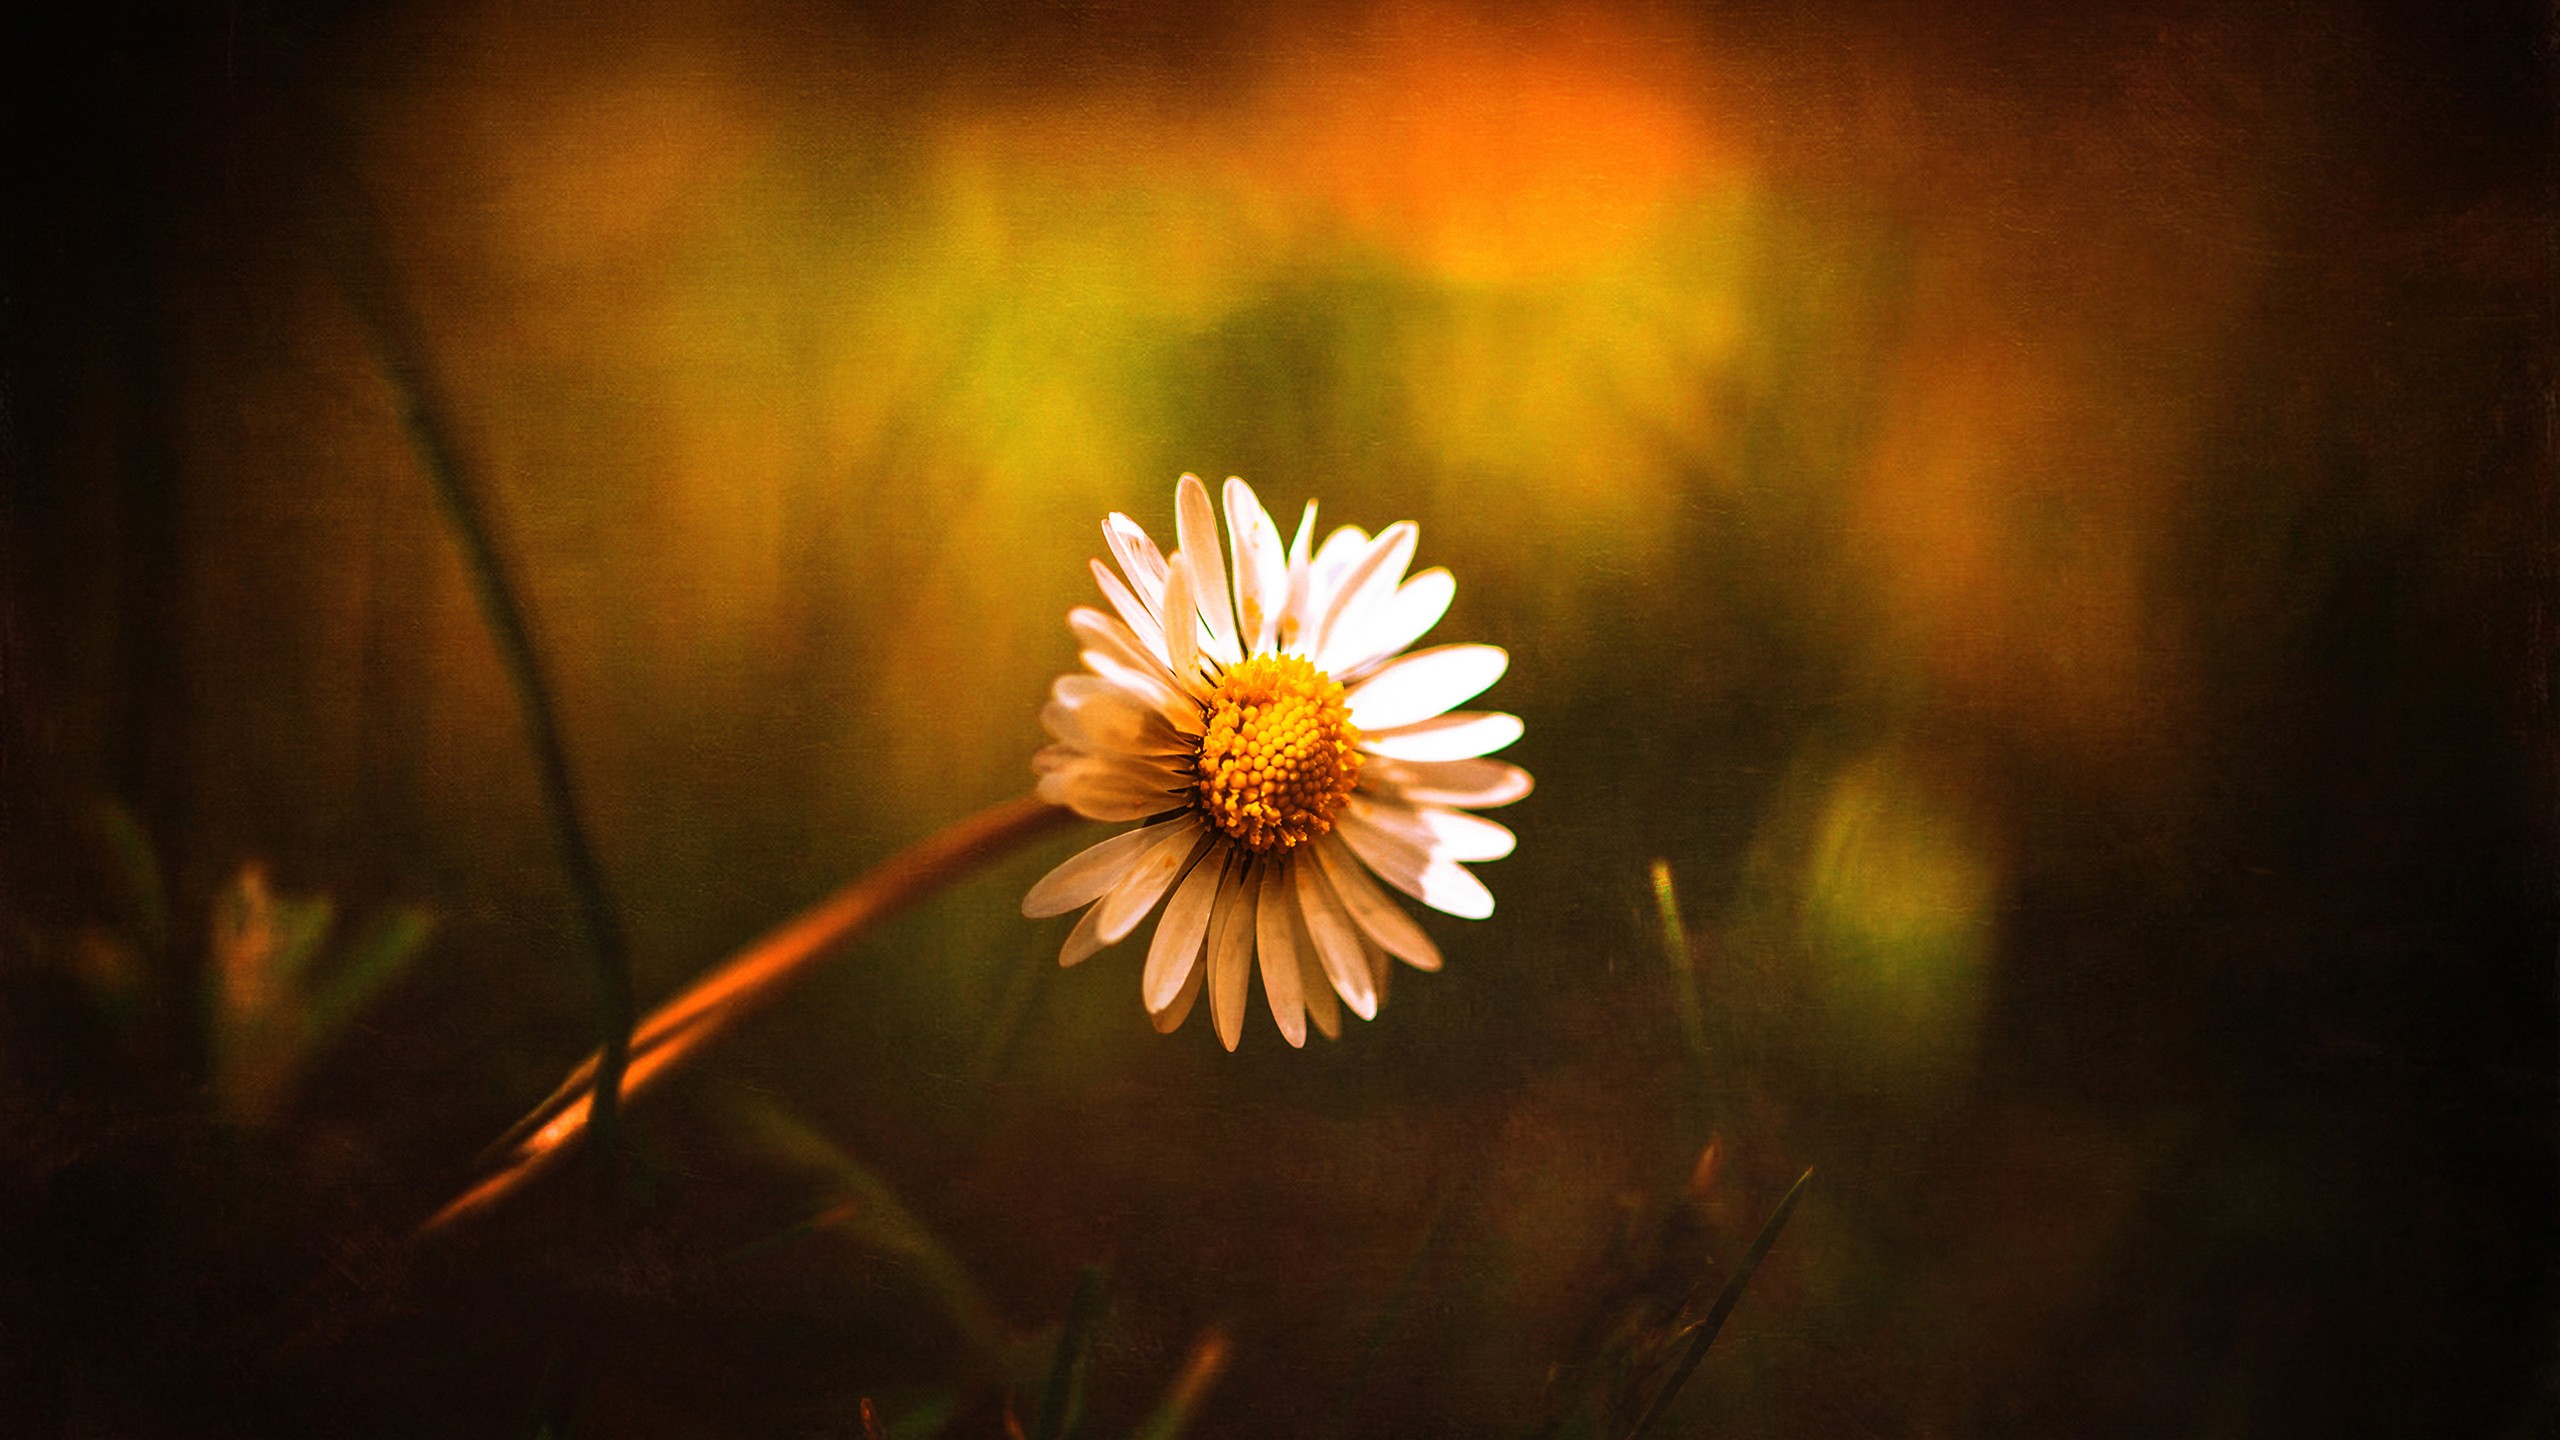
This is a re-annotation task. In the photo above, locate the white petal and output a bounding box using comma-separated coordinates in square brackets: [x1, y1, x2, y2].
[1175, 475, 1242, 666]
[1036, 754, 1190, 822]
[1143, 847, 1224, 1011]
[1293, 899, 1342, 1039]
[1297, 525, 1371, 649]
[1060, 901, 1114, 967]
[1362, 932, 1393, 1005]
[1277, 502, 1321, 650]
[1206, 859, 1256, 1051]
[1068, 608, 1172, 692]
[1360, 711, 1524, 762]
[1310, 523, 1417, 666]
[1346, 644, 1508, 732]
[1093, 821, 1209, 943]
[1088, 559, 1168, 665]
[1336, 808, 1497, 920]
[1079, 647, 1204, 735]
[1148, 951, 1204, 1031]
[1347, 794, 1516, 862]
[1045, 679, 1187, 759]
[1255, 861, 1307, 1047]
[1224, 478, 1289, 655]
[1313, 832, 1443, 971]
[1287, 501, 1318, 571]
[1292, 851, 1379, 1020]
[1325, 568, 1455, 679]
[1362, 756, 1533, 809]
[1104, 514, 1171, 612]
[1023, 823, 1173, 918]
[1161, 554, 1200, 687]
[1051, 672, 1199, 743]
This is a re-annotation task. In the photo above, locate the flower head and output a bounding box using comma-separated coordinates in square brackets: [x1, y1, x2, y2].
[1023, 473, 1529, 1048]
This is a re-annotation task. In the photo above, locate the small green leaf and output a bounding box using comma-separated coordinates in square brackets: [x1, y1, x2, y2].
[267, 892, 338, 993]
[91, 800, 167, 953]
[722, 1091, 1011, 1363]
[883, 1392, 958, 1440]
[306, 905, 436, 1044]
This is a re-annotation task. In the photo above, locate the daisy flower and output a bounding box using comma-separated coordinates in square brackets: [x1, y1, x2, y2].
[1022, 473, 1530, 1049]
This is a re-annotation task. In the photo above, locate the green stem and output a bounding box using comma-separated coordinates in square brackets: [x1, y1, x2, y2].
[329, 186, 636, 1209]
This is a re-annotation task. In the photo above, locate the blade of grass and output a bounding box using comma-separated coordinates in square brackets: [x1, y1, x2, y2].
[1127, 1328, 1230, 1440]
[91, 800, 168, 953]
[885, 1393, 960, 1440]
[724, 1091, 1014, 1365]
[1033, 1266, 1108, 1440]
[306, 905, 436, 1045]
[1649, 860, 1710, 1079]
[1321, 1182, 1455, 1440]
[330, 181, 637, 1210]
[1621, 1166, 1813, 1440]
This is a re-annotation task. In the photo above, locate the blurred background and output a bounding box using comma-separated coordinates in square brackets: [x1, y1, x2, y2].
[2, 0, 2551, 1435]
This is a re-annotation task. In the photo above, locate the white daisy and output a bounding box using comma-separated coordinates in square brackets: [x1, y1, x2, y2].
[1022, 473, 1531, 1049]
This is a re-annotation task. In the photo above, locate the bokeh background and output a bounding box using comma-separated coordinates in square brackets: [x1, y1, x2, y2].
[3, 0, 2552, 1435]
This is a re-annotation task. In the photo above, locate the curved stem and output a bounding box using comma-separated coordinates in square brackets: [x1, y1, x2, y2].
[422, 792, 1080, 1234]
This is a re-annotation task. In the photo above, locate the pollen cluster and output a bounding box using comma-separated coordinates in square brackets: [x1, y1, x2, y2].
[1193, 654, 1363, 853]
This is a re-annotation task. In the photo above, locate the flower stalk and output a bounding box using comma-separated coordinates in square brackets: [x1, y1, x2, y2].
[421, 792, 1078, 1234]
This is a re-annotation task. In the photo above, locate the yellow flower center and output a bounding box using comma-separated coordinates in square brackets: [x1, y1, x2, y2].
[1193, 654, 1363, 854]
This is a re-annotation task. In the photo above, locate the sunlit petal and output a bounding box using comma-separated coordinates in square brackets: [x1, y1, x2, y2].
[1336, 806, 1496, 919]
[1024, 822, 1177, 918]
[1326, 568, 1455, 679]
[1148, 950, 1205, 1032]
[1314, 833, 1443, 972]
[1093, 821, 1210, 942]
[1162, 553, 1201, 689]
[1206, 857, 1257, 1050]
[1255, 861, 1308, 1046]
[1346, 644, 1509, 731]
[1347, 793, 1516, 862]
[1360, 710, 1523, 761]
[1311, 523, 1418, 664]
[1293, 850, 1379, 1020]
[1035, 753, 1190, 821]
[1143, 847, 1224, 1011]
[1175, 474, 1242, 665]
[1293, 898, 1342, 1040]
[1361, 755, 1534, 808]
[1104, 513, 1171, 613]
[1224, 477, 1289, 654]
[1089, 558, 1168, 665]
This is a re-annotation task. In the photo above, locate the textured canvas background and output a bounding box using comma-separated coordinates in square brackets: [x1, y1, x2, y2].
[3, 2, 2550, 1435]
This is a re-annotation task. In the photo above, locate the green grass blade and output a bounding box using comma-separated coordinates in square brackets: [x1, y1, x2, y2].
[1033, 1265, 1108, 1440]
[306, 905, 436, 1045]
[1125, 1328, 1229, 1440]
[1321, 1183, 1454, 1440]
[330, 178, 636, 1203]
[723, 1091, 1012, 1363]
[267, 892, 338, 994]
[1622, 1166, 1814, 1440]
[91, 800, 168, 952]
[1649, 860, 1711, 1079]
